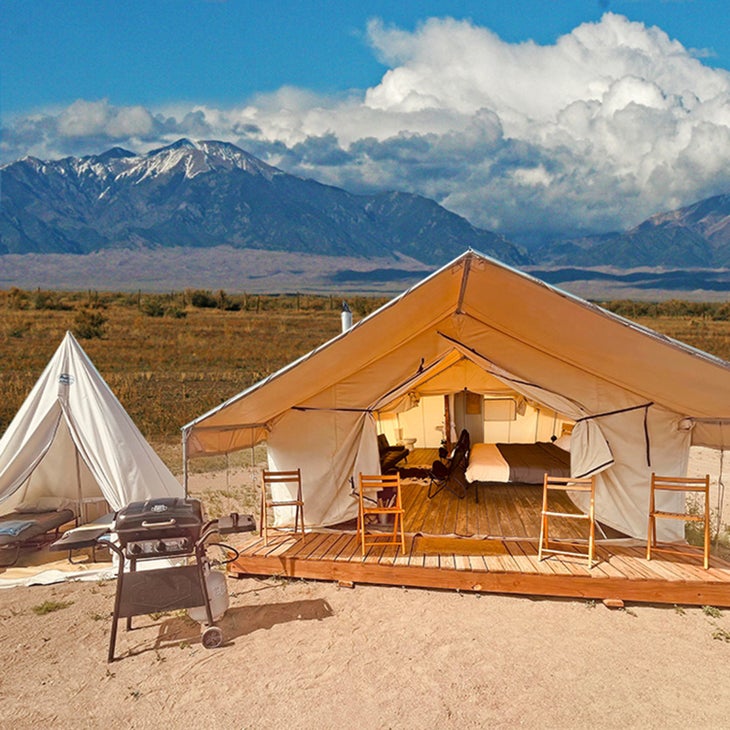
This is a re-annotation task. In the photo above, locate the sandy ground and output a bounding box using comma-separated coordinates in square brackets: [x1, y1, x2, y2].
[0, 448, 729, 729]
[1, 573, 729, 729]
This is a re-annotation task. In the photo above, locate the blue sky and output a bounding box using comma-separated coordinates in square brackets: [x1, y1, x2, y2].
[3, 1, 729, 115]
[2, 0, 730, 243]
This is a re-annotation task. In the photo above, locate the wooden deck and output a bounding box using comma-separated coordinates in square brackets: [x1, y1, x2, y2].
[230, 454, 730, 607]
[228, 531, 730, 607]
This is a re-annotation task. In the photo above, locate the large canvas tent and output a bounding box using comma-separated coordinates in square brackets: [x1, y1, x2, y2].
[183, 251, 730, 541]
[0, 332, 183, 520]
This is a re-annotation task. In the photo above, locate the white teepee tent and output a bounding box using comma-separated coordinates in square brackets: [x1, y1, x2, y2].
[0, 331, 183, 520]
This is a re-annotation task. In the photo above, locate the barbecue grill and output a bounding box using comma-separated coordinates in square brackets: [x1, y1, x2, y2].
[52, 497, 255, 661]
[115, 497, 205, 557]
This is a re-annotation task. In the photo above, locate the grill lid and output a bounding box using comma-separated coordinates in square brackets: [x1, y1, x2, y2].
[114, 498, 204, 544]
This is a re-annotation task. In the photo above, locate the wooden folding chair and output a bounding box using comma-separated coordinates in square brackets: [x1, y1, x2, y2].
[260, 468, 305, 546]
[647, 473, 710, 569]
[358, 473, 406, 557]
[538, 474, 596, 569]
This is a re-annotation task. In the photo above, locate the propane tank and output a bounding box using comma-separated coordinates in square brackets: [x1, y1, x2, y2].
[188, 569, 229, 623]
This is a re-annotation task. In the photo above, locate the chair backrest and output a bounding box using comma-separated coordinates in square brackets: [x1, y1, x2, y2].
[263, 469, 302, 498]
[545, 473, 596, 491]
[456, 428, 470, 450]
[543, 474, 595, 492]
[359, 473, 402, 509]
[449, 429, 470, 474]
[651, 473, 710, 493]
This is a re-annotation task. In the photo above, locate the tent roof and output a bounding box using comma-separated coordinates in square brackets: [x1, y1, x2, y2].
[183, 250, 730, 456]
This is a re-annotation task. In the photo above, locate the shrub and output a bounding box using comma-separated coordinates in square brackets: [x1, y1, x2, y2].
[139, 294, 188, 318]
[32, 600, 74, 615]
[140, 296, 166, 317]
[73, 309, 107, 339]
[5, 287, 30, 310]
[32, 290, 72, 311]
[190, 290, 217, 308]
[217, 290, 241, 311]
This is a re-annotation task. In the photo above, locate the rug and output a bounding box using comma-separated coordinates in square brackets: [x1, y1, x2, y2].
[398, 467, 431, 479]
[413, 535, 508, 556]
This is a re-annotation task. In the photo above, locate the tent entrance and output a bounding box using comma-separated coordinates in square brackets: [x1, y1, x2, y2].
[325, 447, 593, 541]
[19, 419, 110, 524]
[387, 448, 623, 541]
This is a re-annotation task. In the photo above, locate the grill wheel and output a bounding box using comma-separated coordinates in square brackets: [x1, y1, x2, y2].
[202, 626, 223, 649]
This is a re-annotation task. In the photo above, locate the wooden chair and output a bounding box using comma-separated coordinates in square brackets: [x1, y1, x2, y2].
[260, 469, 305, 546]
[538, 474, 596, 569]
[358, 473, 406, 557]
[647, 473, 710, 569]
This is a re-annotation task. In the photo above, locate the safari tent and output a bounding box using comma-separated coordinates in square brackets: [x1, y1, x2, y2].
[0, 331, 183, 521]
[183, 251, 730, 541]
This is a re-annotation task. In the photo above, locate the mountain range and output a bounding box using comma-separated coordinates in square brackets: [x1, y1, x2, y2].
[0, 139, 527, 267]
[1, 139, 729, 297]
[537, 194, 730, 268]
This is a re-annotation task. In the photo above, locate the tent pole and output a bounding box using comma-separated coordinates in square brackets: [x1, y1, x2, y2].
[182, 430, 189, 498]
[444, 395, 451, 451]
[715, 428, 726, 546]
[74, 444, 83, 524]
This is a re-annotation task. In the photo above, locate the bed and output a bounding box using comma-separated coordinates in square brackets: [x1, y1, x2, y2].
[465, 442, 571, 484]
[0, 500, 77, 567]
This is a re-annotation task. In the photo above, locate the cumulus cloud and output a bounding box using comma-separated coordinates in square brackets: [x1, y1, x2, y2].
[2, 12, 730, 244]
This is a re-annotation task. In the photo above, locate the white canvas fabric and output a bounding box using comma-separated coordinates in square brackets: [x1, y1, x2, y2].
[0, 332, 183, 518]
[183, 251, 730, 539]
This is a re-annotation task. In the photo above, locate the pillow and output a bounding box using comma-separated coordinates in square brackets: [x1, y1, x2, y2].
[14, 496, 75, 513]
[554, 434, 572, 452]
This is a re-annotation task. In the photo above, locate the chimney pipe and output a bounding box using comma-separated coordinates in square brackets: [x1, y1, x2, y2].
[341, 300, 353, 332]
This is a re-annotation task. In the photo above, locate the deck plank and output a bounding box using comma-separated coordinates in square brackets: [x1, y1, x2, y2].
[333, 533, 363, 563]
[404, 483, 431, 534]
[467, 485, 481, 535]
[503, 540, 542, 575]
[628, 544, 729, 582]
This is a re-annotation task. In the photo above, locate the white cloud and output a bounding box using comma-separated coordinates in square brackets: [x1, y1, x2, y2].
[3, 12, 730, 245]
[58, 99, 155, 138]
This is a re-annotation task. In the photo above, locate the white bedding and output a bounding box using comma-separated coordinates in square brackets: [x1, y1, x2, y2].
[465, 443, 510, 483]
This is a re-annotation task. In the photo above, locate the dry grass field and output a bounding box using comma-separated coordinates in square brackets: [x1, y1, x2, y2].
[1, 289, 729, 476]
[0, 290, 386, 446]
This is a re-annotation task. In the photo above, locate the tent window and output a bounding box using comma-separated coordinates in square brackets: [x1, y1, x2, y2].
[484, 398, 517, 422]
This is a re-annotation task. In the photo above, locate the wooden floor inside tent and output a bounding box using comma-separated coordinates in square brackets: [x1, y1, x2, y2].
[229, 449, 730, 607]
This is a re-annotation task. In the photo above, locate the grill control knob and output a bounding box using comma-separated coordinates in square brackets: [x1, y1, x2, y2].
[156, 541, 167, 553]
